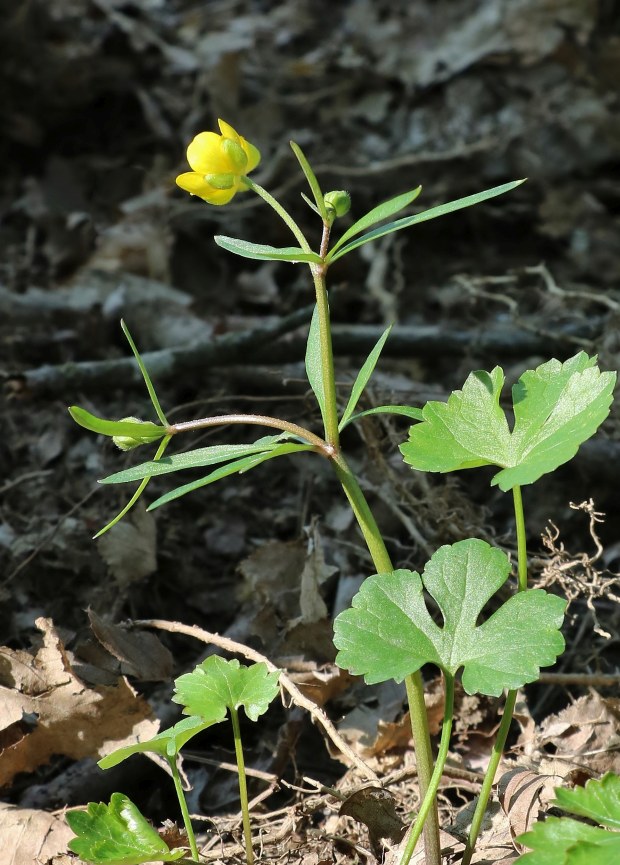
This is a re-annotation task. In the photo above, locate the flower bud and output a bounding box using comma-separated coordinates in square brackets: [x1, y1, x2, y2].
[324, 190, 351, 219]
[113, 417, 157, 451]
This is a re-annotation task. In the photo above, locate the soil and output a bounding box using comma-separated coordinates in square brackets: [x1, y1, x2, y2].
[1, 2, 619, 863]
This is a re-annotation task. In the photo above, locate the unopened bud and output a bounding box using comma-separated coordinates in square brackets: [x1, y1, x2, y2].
[324, 190, 351, 219]
[113, 417, 157, 451]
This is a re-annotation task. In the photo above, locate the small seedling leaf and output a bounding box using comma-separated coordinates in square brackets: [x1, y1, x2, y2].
[340, 404, 424, 430]
[401, 353, 616, 490]
[66, 793, 185, 864]
[334, 538, 565, 696]
[98, 714, 225, 769]
[147, 443, 313, 509]
[339, 325, 392, 431]
[516, 816, 620, 865]
[69, 407, 165, 442]
[328, 186, 422, 258]
[100, 438, 284, 484]
[215, 235, 322, 263]
[553, 773, 620, 831]
[173, 656, 280, 722]
[328, 179, 525, 262]
[305, 304, 327, 428]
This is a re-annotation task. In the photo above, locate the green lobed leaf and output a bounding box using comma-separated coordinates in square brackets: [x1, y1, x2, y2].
[305, 305, 327, 428]
[517, 816, 620, 865]
[173, 656, 281, 723]
[99, 438, 284, 484]
[339, 325, 392, 431]
[98, 715, 225, 769]
[290, 140, 329, 221]
[327, 179, 526, 262]
[340, 404, 424, 430]
[333, 538, 565, 696]
[214, 235, 322, 263]
[147, 443, 313, 510]
[553, 773, 620, 831]
[69, 407, 165, 442]
[66, 793, 184, 864]
[328, 186, 422, 258]
[401, 352, 616, 491]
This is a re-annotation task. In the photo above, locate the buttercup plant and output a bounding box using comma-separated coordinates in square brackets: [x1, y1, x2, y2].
[67, 120, 616, 864]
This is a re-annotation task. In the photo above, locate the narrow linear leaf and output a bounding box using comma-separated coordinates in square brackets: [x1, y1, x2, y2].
[334, 538, 565, 696]
[328, 186, 422, 258]
[98, 715, 225, 769]
[328, 179, 526, 263]
[120, 320, 168, 426]
[100, 439, 284, 484]
[147, 443, 313, 510]
[339, 325, 392, 431]
[69, 407, 164, 441]
[66, 793, 184, 864]
[215, 235, 322, 263]
[340, 404, 424, 430]
[173, 656, 281, 723]
[290, 140, 329, 221]
[305, 304, 327, 428]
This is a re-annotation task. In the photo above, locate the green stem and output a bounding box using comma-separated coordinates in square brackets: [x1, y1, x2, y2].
[169, 413, 331, 454]
[310, 229, 340, 447]
[400, 675, 455, 865]
[462, 484, 528, 865]
[168, 755, 200, 861]
[244, 177, 313, 252]
[230, 706, 254, 865]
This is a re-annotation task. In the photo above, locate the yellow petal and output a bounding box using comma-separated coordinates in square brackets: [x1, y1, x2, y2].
[176, 171, 213, 196]
[186, 132, 231, 175]
[201, 185, 238, 205]
[218, 119, 241, 143]
[240, 136, 261, 173]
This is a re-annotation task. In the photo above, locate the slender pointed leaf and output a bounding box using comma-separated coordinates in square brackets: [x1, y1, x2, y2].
[98, 715, 225, 769]
[305, 304, 327, 428]
[66, 793, 184, 864]
[334, 538, 565, 696]
[121, 320, 168, 426]
[147, 443, 313, 510]
[339, 326, 392, 430]
[215, 235, 322, 263]
[327, 179, 526, 263]
[340, 404, 424, 430]
[69, 407, 165, 441]
[290, 140, 329, 221]
[328, 187, 422, 258]
[100, 438, 284, 484]
[173, 656, 280, 722]
[301, 191, 321, 216]
[401, 352, 616, 490]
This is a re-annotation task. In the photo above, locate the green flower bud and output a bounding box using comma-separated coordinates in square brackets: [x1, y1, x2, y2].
[324, 189, 351, 219]
[112, 417, 157, 451]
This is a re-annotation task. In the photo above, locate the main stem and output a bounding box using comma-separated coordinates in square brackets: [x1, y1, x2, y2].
[312, 225, 441, 865]
[461, 485, 527, 865]
[169, 756, 200, 861]
[230, 706, 254, 865]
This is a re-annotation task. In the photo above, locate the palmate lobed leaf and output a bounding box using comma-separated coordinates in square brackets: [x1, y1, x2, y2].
[401, 352, 616, 491]
[173, 656, 280, 722]
[516, 816, 620, 865]
[553, 773, 620, 831]
[333, 538, 565, 696]
[66, 793, 185, 864]
[98, 714, 225, 770]
[214, 235, 322, 263]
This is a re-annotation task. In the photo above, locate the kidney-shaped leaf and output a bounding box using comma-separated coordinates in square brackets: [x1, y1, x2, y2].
[333, 538, 565, 696]
[66, 793, 184, 864]
[401, 353, 616, 491]
[98, 714, 225, 770]
[173, 656, 280, 722]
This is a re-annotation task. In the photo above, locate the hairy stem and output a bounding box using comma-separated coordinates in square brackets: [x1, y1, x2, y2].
[168, 413, 332, 455]
[462, 484, 528, 864]
[230, 706, 254, 865]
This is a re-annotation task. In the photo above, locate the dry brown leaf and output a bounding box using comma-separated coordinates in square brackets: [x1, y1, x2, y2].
[0, 803, 78, 865]
[0, 617, 157, 787]
[87, 609, 173, 681]
[96, 505, 157, 588]
[498, 768, 547, 842]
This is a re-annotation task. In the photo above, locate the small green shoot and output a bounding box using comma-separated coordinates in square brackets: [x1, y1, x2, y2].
[290, 140, 330, 222]
[340, 404, 424, 429]
[334, 538, 565, 696]
[66, 793, 185, 865]
[173, 657, 281, 865]
[120, 319, 169, 426]
[339, 325, 392, 431]
[401, 352, 616, 490]
[517, 773, 620, 864]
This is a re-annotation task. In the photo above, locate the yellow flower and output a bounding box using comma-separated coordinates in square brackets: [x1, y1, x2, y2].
[176, 119, 261, 205]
